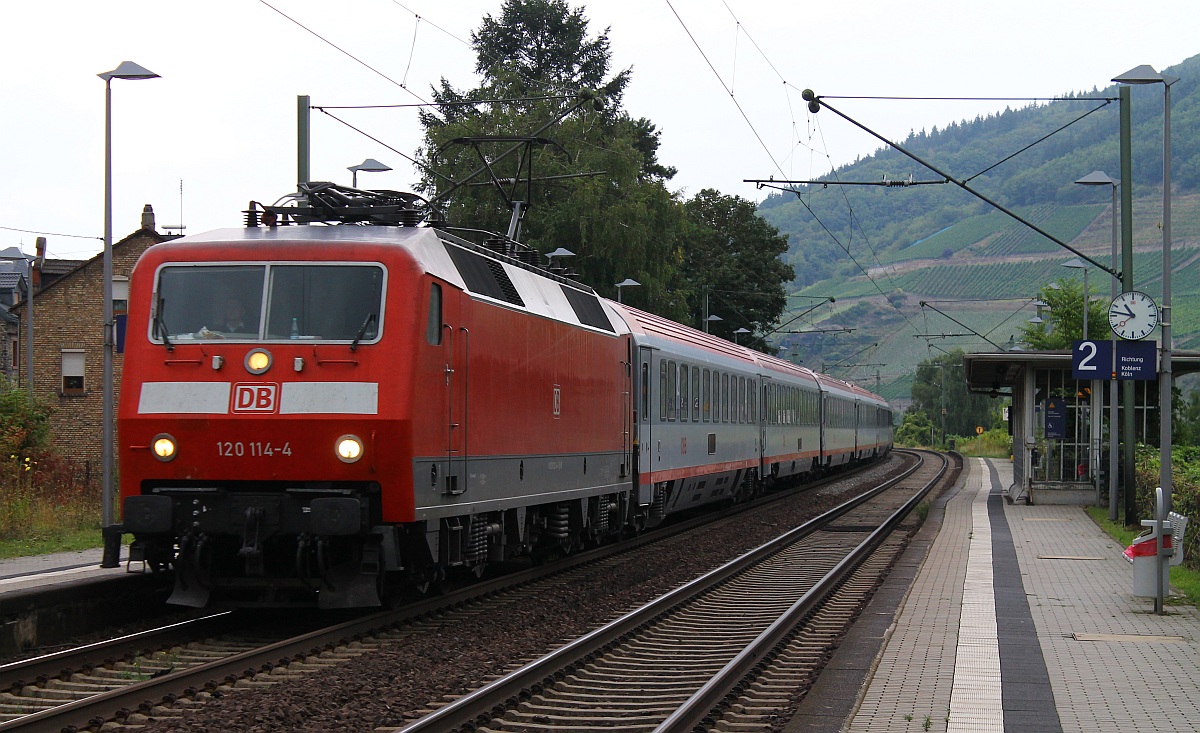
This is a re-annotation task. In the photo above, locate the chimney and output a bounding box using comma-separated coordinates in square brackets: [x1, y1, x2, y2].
[141, 204, 156, 231]
[33, 236, 45, 290]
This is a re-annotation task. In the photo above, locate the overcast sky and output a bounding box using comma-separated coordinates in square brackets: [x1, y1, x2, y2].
[2, 0, 1197, 262]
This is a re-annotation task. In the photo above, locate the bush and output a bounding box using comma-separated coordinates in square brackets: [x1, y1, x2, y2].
[1135, 444, 1200, 571]
[953, 428, 1012, 458]
[0, 382, 100, 544]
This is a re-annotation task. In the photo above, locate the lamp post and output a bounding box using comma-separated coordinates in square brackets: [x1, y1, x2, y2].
[347, 158, 391, 188]
[1076, 171, 1120, 521]
[1114, 64, 1176, 614]
[1063, 256, 1099, 495]
[1061, 258, 1089, 339]
[733, 327, 750, 344]
[704, 314, 722, 333]
[545, 248, 574, 273]
[99, 61, 159, 568]
[614, 278, 640, 304]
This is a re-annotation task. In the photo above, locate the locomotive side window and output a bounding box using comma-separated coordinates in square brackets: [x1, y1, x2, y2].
[427, 283, 442, 345]
[154, 263, 384, 344]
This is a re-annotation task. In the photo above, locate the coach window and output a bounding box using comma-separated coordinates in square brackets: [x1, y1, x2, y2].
[702, 369, 711, 422]
[427, 283, 442, 345]
[667, 360, 677, 421]
[641, 362, 650, 422]
[691, 366, 701, 421]
[61, 349, 84, 394]
[749, 379, 756, 422]
[678, 362, 689, 422]
[709, 371, 717, 422]
[719, 372, 728, 423]
[658, 360, 667, 421]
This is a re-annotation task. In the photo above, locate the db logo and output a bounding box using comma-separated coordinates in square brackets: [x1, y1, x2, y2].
[232, 383, 279, 413]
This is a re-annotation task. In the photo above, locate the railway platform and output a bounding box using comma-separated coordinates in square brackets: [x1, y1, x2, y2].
[0, 548, 129, 594]
[788, 456, 1200, 733]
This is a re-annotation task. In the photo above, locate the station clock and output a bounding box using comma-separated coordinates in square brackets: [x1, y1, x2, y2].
[1108, 291, 1159, 341]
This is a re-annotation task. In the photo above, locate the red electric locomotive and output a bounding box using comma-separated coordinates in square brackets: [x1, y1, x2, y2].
[119, 185, 891, 608]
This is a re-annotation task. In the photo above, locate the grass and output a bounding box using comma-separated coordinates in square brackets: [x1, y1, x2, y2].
[1085, 506, 1200, 605]
[0, 525, 106, 560]
[0, 450, 109, 560]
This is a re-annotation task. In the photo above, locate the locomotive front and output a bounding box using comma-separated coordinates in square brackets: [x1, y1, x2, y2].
[120, 228, 422, 607]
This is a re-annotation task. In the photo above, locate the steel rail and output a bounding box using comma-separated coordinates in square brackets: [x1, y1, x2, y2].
[0, 457, 899, 733]
[398, 451, 928, 733]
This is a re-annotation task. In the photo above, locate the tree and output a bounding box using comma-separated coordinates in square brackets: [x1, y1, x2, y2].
[416, 0, 686, 316]
[680, 190, 794, 348]
[1019, 276, 1108, 350]
[909, 350, 1001, 439]
[895, 409, 936, 447]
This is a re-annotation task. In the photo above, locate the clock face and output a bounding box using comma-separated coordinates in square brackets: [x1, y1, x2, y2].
[1108, 291, 1159, 340]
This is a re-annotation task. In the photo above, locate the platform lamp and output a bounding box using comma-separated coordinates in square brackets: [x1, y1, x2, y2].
[1061, 258, 1089, 339]
[704, 314, 722, 333]
[348, 158, 391, 188]
[1063, 257, 1100, 498]
[615, 278, 640, 303]
[545, 248, 575, 274]
[1075, 171, 1120, 521]
[99, 61, 159, 569]
[734, 327, 750, 344]
[1113, 65, 1177, 522]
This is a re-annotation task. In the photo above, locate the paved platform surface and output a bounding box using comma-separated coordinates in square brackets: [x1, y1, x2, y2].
[0, 547, 131, 595]
[791, 456, 1200, 732]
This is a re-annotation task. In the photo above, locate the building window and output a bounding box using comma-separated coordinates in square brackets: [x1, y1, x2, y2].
[62, 349, 85, 394]
[113, 276, 130, 317]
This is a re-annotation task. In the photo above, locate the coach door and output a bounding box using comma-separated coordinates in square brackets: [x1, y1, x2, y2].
[758, 375, 769, 476]
[634, 345, 655, 504]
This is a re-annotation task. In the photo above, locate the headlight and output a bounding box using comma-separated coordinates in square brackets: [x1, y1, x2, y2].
[245, 348, 272, 375]
[152, 433, 178, 462]
[336, 435, 364, 463]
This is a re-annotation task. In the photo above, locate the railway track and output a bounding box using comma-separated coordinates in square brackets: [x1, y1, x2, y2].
[391, 450, 946, 733]
[0, 454, 930, 732]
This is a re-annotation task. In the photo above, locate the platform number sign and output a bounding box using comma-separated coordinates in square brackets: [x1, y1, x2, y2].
[1073, 339, 1157, 381]
[1072, 339, 1112, 380]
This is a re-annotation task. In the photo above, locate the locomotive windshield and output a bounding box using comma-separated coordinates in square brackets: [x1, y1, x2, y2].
[152, 263, 385, 343]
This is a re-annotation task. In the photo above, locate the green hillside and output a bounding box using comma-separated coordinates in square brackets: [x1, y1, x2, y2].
[760, 54, 1200, 402]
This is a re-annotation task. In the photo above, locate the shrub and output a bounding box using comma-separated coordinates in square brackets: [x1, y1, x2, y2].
[0, 382, 99, 544]
[1135, 444, 1200, 570]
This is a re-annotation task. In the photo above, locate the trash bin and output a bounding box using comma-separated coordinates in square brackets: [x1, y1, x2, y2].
[1124, 520, 1172, 598]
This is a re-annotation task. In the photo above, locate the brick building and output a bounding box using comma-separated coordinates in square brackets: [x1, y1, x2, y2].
[10, 205, 167, 478]
[1, 240, 86, 383]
